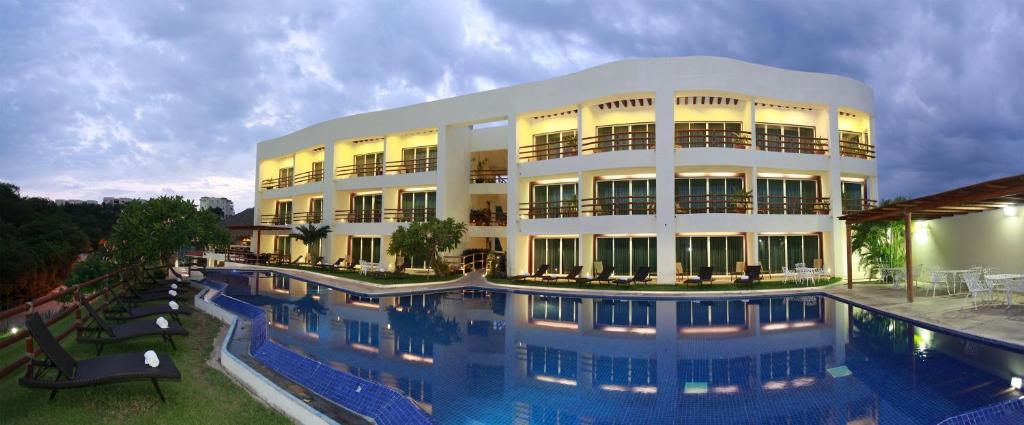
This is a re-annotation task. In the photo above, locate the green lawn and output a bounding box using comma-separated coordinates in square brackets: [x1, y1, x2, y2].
[271, 263, 453, 285]
[487, 276, 841, 292]
[0, 297, 289, 425]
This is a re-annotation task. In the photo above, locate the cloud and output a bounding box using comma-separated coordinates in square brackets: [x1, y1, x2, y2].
[1, 0, 1021, 210]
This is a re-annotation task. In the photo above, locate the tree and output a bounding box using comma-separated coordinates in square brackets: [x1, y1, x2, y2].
[206, 207, 225, 219]
[289, 224, 331, 262]
[850, 197, 910, 279]
[107, 196, 229, 269]
[387, 218, 467, 277]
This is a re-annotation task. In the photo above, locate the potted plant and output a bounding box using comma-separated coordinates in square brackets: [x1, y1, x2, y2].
[728, 189, 753, 213]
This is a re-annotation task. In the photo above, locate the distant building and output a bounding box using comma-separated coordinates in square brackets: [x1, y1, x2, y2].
[54, 199, 99, 206]
[200, 197, 235, 216]
[102, 197, 136, 206]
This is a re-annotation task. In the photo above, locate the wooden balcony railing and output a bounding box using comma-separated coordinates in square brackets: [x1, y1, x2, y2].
[335, 209, 383, 223]
[260, 214, 292, 225]
[470, 169, 508, 183]
[469, 209, 508, 226]
[336, 163, 384, 179]
[756, 196, 831, 215]
[674, 130, 751, 149]
[292, 211, 322, 224]
[382, 207, 436, 222]
[260, 176, 292, 190]
[675, 194, 752, 214]
[581, 131, 656, 154]
[260, 170, 324, 190]
[385, 158, 437, 174]
[582, 196, 656, 216]
[518, 139, 577, 162]
[293, 170, 324, 185]
[839, 141, 876, 159]
[518, 201, 579, 219]
[755, 133, 828, 155]
[842, 198, 878, 214]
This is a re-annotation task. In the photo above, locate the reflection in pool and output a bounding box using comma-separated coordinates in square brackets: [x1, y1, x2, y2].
[206, 270, 1024, 425]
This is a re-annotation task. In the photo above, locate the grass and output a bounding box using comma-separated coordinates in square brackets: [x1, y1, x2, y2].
[0, 296, 289, 425]
[271, 263, 454, 285]
[487, 276, 842, 292]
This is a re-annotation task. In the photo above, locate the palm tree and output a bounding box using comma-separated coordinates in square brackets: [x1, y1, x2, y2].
[289, 224, 331, 264]
[850, 197, 909, 280]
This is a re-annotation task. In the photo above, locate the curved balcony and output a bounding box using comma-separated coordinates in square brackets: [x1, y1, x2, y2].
[519, 139, 577, 162]
[755, 133, 828, 155]
[582, 196, 656, 216]
[335, 209, 383, 223]
[519, 201, 578, 219]
[336, 163, 384, 179]
[581, 131, 655, 154]
[260, 170, 324, 190]
[756, 196, 830, 215]
[675, 194, 752, 214]
[674, 130, 751, 149]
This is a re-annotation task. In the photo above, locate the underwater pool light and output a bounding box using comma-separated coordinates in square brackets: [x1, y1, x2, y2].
[1012, 376, 1022, 390]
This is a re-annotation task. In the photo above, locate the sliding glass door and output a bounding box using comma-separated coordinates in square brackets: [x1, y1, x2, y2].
[757, 234, 821, 273]
[676, 236, 745, 276]
[402, 146, 437, 173]
[352, 193, 382, 222]
[532, 237, 578, 274]
[595, 237, 656, 276]
[675, 177, 745, 213]
[595, 179, 655, 215]
[532, 183, 577, 218]
[350, 237, 382, 263]
[757, 178, 819, 214]
[400, 191, 436, 222]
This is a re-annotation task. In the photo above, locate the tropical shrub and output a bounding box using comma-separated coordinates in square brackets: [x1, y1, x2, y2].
[388, 218, 467, 277]
[107, 196, 229, 269]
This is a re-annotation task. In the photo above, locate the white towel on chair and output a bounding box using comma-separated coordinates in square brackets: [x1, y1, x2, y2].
[176, 277, 182, 282]
[171, 283, 178, 290]
[168, 289, 177, 297]
[144, 350, 160, 368]
[169, 300, 179, 310]
[741, 275, 749, 280]
[155, 316, 169, 329]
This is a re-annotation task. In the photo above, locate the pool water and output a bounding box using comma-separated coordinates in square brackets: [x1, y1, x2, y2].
[206, 270, 1024, 424]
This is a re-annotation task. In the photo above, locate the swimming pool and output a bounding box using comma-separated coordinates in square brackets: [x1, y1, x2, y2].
[204, 270, 1024, 424]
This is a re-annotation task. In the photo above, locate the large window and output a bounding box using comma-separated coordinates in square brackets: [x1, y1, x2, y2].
[274, 201, 293, 225]
[530, 295, 580, 324]
[594, 122, 655, 152]
[532, 237, 578, 274]
[351, 193, 382, 222]
[350, 237, 381, 263]
[594, 179, 655, 215]
[593, 356, 657, 388]
[757, 178, 821, 214]
[398, 377, 432, 404]
[595, 236, 656, 276]
[531, 182, 577, 218]
[675, 121, 743, 148]
[400, 191, 436, 222]
[527, 345, 577, 380]
[675, 177, 745, 213]
[346, 320, 380, 347]
[308, 198, 323, 223]
[595, 299, 656, 328]
[677, 300, 747, 328]
[402, 146, 437, 173]
[676, 236, 745, 276]
[531, 130, 577, 161]
[757, 235, 821, 273]
[842, 181, 866, 211]
[271, 304, 289, 325]
[353, 152, 383, 176]
[277, 167, 294, 188]
[756, 123, 820, 153]
[274, 235, 291, 258]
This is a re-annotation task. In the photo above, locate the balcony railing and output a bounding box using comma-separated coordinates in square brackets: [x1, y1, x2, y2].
[469, 209, 508, 226]
[470, 169, 508, 183]
[839, 141, 876, 159]
[755, 133, 828, 155]
[582, 196, 656, 216]
[291, 211, 322, 224]
[519, 201, 578, 219]
[260, 214, 292, 225]
[519, 139, 577, 162]
[336, 163, 384, 179]
[260, 177, 292, 190]
[675, 194, 752, 214]
[581, 131, 655, 154]
[294, 170, 324, 185]
[382, 207, 436, 222]
[842, 198, 878, 214]
[260, 170, 324, 190]
[335, 209, 383, 223]
[385, 158, 437, 174]
[757, 196, 830, 215]
[674, 130, 751, 149]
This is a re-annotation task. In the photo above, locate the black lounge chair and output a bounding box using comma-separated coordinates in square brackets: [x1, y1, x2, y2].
[684, 266, 714, 286]
[104, 290, 191, 324]
[309, 256, 323, 266]
[341, 255, 358, 271]
[734, 265, 762, 286]
[123, 284, 184, 303]
[613, 267, 651, 286]
[77, 294, 188, 355]
[512, 264, 549, 281]
[318, 257, 344, 270]
[286, 255, 304, 265]
[543, 265, 583, 283]
[19, 314, 182, 402]
[577, 266, 615, 284]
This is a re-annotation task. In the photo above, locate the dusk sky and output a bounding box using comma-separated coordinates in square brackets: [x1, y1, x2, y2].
[2, 0, 1022, 210]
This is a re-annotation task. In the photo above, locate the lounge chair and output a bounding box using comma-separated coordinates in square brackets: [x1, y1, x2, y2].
[613, 267, 651, 286]
[122, 283, 184, 304]
[76, 293, 189, 355]
[543, 265, 583, 283]
[104, 289, 191, 324]
[341, 255, 358, 271]
[318, 257, 344, 270]
[308, 256, 323, 267]
[19, 314, 182, 402]
[734, 265, 762, 286]
[684, 266, 713, 286]
[578, 266, 615, 284]
[512, 264, 549, 281]
[287, 255, 304, 265]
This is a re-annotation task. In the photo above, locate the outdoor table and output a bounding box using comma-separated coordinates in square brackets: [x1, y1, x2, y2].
[934, 269, 974, 294]
[985, 274, 1024, 306]
[359, 262, 379, 276]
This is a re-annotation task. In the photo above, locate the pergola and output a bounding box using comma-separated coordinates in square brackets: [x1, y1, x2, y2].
[839, 174, 1024, 302]
[226, 224, 291, 263]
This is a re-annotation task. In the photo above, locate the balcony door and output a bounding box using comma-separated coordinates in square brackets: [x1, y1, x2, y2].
[274, 235, 291, 258]
[311, 161, 324, 182]
[595, 179, 655, 215]
[403, 146, 437, 173]
[676, 122, 742, 147]
[275, 201, 292, 225]
[532, 183, 577, 218]
[354, 152, 383, 176]
[350, 237, 382, 263]
[308, 198, 323, 223]
[278, 167, 294, 188]
[756, 124, 817, 153]
[596, 122, 654, 152]
[675, 177, 744, 213]
[842, 181, 865, 211]
[595, 236, 656, 276]
[676, 236, 745, 276]
[400, 191, 436, 222]
[757, 178, 819, 214]
[352, 193, 382, 222]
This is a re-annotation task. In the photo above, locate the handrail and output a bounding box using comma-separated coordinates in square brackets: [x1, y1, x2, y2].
[469, 210, 508, 226]
[755, 133, 828, 155]
[581, 195, 656, 216]
[756, 196, 831, 215]
[260, 176, 293, 190]
[293, 169, 324, 185]
[839, 140, 876, 159]
[385, 157, 437, 174]
[291, 211, 322, 224]
[842, 198, 878, 213]
[675, 194, 752, 214]
[382, 208, 436, 222]
[470, 169, 508, 183]
[518, 201, 578, 219]
[580, 131, 655, 154]
[336, 163, 384, 178]
[335, 209, 383, 223]
[518, 138, 578, 162]
[259, 214, 291, 225]
[260, 169, 323, 190]
[674, 129, 751, 149]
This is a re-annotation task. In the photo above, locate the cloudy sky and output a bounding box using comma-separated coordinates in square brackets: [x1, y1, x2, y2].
[2, 0, 1022, 210]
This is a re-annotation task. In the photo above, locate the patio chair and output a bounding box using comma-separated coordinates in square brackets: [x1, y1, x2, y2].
[922, 268, 950, 297]
[19, 314, 182, 402]
[782, 267, 795, 283]
[543, 265, 583, 283]
[104, 289, 191, 324]
[962, 270, 992, 310]
[288, 255, 304, 265]
[309, 256, 323, 266]
[577, 266, 614, 285]
[613, 267, 651, 286]
[76, 293, 188, 355]
[734, 265, 762, 286]
[732, 261, 745, 278]
[317, 257, 344, 270]
[341, 255, 358, 271]
[511, 264, 549, 281]
[675, 262, 685, 282]
[683, 267, 713, 286]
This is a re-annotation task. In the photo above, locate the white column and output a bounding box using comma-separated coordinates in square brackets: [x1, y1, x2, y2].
[749, 165, 759, 265]
[321, 142, 336, 262]
[505, 116, 524, 275]
[748, 98, 757, 150]
[655, 89, 676, 283]
[828, 105, 845, 276]
[251, 158, 261, 254]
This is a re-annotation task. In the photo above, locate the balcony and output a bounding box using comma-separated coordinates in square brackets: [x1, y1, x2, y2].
[674, 130, 751, 149]
[756, 196, 830, 215]
[582, 196, 656, 216]
[519, 139, 577, 162]
[335, 209, 382, 223]
[675, 194, 752, 214]
[260, 170, 323, 190]
[842, 198, 878, 214]
[469, 209, 507, 226]
[382, 208, 436, 223]
[385, 158, 437, 174]
[519, 201, 578, 219]
[755, 133, 828, 155]
[292, 211, 323, 224]
[839, 141, 876, 159]
[336, 163, 384, 179]
[259, 214, 291, 225]
[470, 169, 508, 183]
[581, 131, 655, 154]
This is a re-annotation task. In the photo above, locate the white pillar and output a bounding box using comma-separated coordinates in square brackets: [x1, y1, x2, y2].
[321, 141, 336, 261]
[828, 105, 845, 276]
[505, 115, 524, 275]
[748, 98, 757, 150]
[749, 165, 759, 265]
[655, 89, 677, 283]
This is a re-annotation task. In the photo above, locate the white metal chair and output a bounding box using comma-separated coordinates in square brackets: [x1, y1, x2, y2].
[782, 267, 795, 284]
[962, 270, 992, 310]
[922, 268, 950, 297]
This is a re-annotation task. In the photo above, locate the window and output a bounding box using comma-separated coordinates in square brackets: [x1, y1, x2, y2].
[273, 235, 291, 258]
[532, 238, 578, 274]
[593, 356, 657, 387]
[757, 235, 821, 273]
[273, 274, 289, 291]
[397, 294, 442, 311]
[595, 236, 656, 276]
[757, 178, 820, 214]
[531, 130, 577, 160]
[756, 123, 820, 153]
[675, 177, 745, 213]
[759, 297, 824, 324]
[595, 299, 656, 328]
[676, 236, 745, 276]
[398, 377, 432, 403]
[274, 201, 292, 224]
[400, 191, 436, 222]
[305, 311, 319, 334]
[350, 237, 381, 263]
[308, 198, 323, 223]
[842, 181, 866, 211]
[677, 300, 747, 327]
[310, 161, 324, 182]
[346, 320, 380, 347]
[760, 347, 829, 381]
[594, 122, 655, 152]
[271, 304, 289, 325]
[526, 345, 577, 380]
[347, 294, 380, 305]
[351, 193, 382, 222]
[402, 146, 437, 173]
[840, 131, 867, 146]
[530, 295, 580, 323]
[595, 179, 655, 215]
[531, 182, 577, 218]
[353, 152, 383, 176]
[277, 167, 294, 188]
[675, 122, 743, 148]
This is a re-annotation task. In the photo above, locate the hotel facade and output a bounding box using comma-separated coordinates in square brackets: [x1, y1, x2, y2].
[253, 57, 877, 281]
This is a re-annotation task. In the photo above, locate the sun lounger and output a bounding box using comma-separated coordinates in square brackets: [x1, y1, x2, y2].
[684, 266, 713, 286]
[511, 264, 549, 281]
[577, 266, 615, 285]
[543, 265, 583, 283]
[77, 293, 188, 355]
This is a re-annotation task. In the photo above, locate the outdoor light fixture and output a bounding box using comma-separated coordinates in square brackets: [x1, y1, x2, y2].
[1012, 376, 1022, 390]
[1004, 205, 1019, 217]
[9, 327, 17, 335]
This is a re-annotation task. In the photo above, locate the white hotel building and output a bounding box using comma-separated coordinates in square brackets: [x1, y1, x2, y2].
[253, 57, 877, 281]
